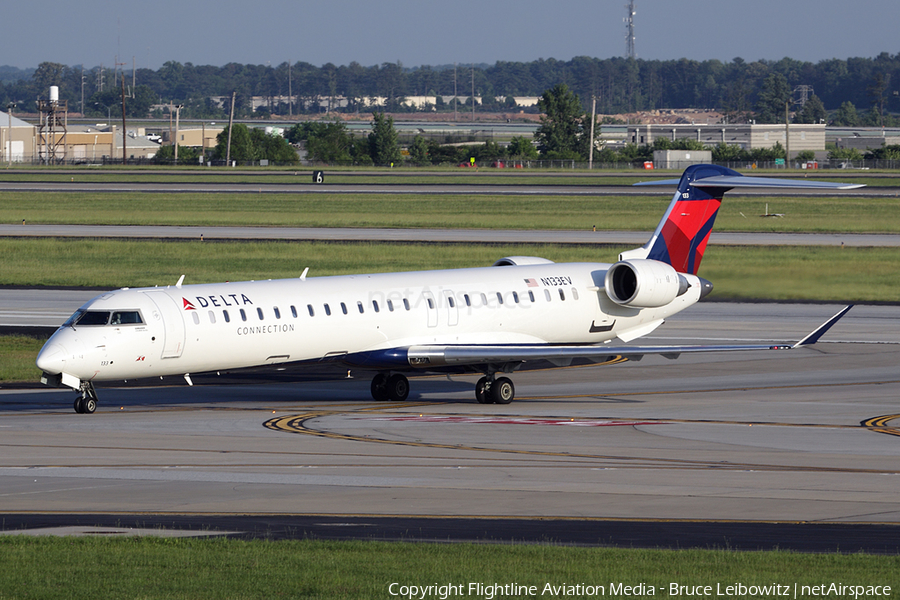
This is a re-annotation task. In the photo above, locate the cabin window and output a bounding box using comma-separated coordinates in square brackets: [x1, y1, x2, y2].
[559, 289, 566, 301]
[341, 302, 348, 315]
[274, 307, 281, 319]
[358, 301, 364, 314]
[191, 312, 200, 325]
[387, 299, 394, 312]
[448, 296, 455, 308]
[240, 309, 247, 321]
[496, 292, 503, 305]
[307, 304, 315, 317]
[324, 304, 332, 316]
[571, 288, 579, 300]
[373, 300, 380, 313]
[480, 293, 488, 306]
[208, 311, 216, 324]
[403, 298, 410, 311]
[257, 307, 265, 320]
[464, 294, 471, 307]
[544, 289, 552, 302]
[426, 297, 434, 309]
[223, 310, 230, 323]
[110, 311, 143, 325]
[528, 291, 535, 302]
[512, 291, 519, 304]
[290, 305, 297, 318]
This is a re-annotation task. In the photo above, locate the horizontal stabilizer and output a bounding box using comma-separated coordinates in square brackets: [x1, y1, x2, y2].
[635, 173, 865, 191]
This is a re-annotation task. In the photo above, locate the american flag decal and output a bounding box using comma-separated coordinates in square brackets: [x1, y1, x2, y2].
[524, 278, 538, 287]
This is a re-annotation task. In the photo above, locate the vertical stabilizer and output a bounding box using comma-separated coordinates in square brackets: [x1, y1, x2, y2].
[622, 164, 741, 275]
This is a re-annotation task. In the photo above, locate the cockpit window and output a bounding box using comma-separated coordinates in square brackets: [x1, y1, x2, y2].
[110, 311, 143, 325]
[63, 309, 143, 327]
[66, 310, 111, 326]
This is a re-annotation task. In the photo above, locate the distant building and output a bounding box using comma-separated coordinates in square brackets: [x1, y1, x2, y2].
[0, 111, 36, 162]
[628, 123, 826, 157]
[829, 127, 900, 151]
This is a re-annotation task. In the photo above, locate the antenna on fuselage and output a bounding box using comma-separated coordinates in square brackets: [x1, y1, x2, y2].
[175, 274, 185, 288]
[300, 267, 309, 281]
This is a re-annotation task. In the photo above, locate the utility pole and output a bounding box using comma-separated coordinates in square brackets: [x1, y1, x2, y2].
[226, 91, 236, 166]
[453, 63, 457, 122]
[471, 64, 475, 122]
[121, 72, 127, 165]
[6, 102, 15, 167]
[174, 104, 184, 163]
[588, 95, 597, 170]
[785, 101, 790, 169]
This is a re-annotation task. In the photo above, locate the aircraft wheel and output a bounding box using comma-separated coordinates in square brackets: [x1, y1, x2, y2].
[386, 374, 409, 402]
[491, 377, 515, 404]
[475, 377, 491, 404]
[74, 396, 85, 414]
[83, 397, 97, 414]
[370, 373, 389, 401]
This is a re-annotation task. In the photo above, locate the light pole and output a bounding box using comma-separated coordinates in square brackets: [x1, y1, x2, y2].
[5, 102, 15, 167]
[174, 104, 184, 163]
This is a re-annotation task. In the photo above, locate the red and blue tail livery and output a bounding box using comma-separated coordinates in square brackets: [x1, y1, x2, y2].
[625, 164, 863, 275]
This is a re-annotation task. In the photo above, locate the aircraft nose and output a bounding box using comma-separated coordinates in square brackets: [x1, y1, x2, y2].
[36, 343, 67, 374]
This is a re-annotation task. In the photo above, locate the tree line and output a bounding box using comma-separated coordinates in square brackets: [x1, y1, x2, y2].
[1, 54, 898, 123]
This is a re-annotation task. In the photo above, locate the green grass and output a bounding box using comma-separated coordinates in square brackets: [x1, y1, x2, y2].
[1, 239, 892, 302]
[0, 168, 897, 187]
[0, 537, 895, 600]
[0, 335, 45, 382]
[4, 191, 900, 232]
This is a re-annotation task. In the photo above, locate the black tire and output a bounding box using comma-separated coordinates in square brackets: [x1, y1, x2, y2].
[370, 373, 389, 401]
[475, 377, 491, 404]
[491, 377, 515, 404]
[386, 374, 409, 402]
[74, 396, 84, 414]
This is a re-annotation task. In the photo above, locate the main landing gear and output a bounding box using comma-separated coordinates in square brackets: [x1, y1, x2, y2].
[370, 372, 410, 402]
[368, 372, 517, 404]
[475, 375, 515, 405]
[74, 381, 98, 414]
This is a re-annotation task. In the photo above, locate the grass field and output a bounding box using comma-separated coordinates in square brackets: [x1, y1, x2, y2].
[3, 191, 900, 232]
[0, 238, 893, 302]
[0, 167, 897, 187]
[0, 537, 896, 600]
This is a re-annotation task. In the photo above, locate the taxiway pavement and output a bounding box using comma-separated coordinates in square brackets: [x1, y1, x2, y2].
[2, 303, 899, 548]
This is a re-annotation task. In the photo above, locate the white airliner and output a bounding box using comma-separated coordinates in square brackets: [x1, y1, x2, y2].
[36, 165, 860, 414]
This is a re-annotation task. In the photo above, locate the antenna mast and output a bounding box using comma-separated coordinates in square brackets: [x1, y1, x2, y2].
[625, 1, 636, 60]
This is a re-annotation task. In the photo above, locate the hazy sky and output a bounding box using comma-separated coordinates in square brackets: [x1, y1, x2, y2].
[3, 0, 897, 71]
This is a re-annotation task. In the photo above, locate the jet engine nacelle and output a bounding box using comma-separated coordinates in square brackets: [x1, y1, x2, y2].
[605, 259, 690, 308]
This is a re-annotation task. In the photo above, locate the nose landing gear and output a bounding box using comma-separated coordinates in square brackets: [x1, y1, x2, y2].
[74, 381, 98, 414]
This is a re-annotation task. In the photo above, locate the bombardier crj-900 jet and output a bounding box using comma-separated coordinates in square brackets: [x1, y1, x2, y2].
[37, 165, 860, 414]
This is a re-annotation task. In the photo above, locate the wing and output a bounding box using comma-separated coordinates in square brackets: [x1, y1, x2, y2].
[342, 306, 852, 372]
[396, 305, 853, 371]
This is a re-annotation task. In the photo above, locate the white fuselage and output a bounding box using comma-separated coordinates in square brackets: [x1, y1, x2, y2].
[37, 260, 703, 386]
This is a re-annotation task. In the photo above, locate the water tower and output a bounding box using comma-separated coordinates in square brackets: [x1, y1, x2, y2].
[37, 86, 68, 164]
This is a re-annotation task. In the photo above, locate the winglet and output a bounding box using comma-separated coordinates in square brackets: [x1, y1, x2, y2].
[793, 305, 853, 347]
